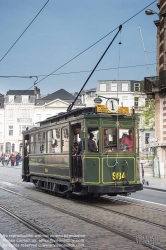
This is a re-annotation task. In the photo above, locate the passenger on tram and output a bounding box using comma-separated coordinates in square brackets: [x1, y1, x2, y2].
[77, 132, 97, 154]
[120, 130, 133, 152]
[88, 133, 97, 152]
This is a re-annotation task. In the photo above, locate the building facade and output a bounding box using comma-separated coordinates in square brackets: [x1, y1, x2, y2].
[144, 0, 166, 177]
[78, 80, 154, 154]
[0, 94, 5, 152]
[2, 88, 83, 153]
[4, 87, 40, 153]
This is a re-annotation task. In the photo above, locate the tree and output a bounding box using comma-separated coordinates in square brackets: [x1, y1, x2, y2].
[141, 99, 155, 129]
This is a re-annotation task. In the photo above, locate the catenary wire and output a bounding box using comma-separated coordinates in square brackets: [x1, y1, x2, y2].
[0, 62, 157, 79]
[0, 0, 50, 63]
[2, 0, 157, 102]
[36, 0, 157, 85]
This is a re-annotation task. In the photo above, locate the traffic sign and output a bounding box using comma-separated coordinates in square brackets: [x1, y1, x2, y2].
[149, 142, 159, 147]
[148, 137, 158, 143]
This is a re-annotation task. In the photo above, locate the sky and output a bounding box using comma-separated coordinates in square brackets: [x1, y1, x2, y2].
[0, 0, 159, 96]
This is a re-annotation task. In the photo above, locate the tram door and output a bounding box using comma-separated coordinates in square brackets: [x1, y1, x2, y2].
[22, 133, 30, 176]
[71, 123, 82, 180]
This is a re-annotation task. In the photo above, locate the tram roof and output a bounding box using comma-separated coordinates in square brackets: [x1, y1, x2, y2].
[40, 107, 96, 125]
[38, 106, 134, 126]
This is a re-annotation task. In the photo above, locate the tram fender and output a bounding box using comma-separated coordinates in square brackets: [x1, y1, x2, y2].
[87, 184, 143, 194]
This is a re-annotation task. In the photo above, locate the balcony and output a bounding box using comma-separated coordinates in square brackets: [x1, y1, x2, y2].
[144, 76, 159, 98]
[144, 70, 166, 98]
[17, 118, 32, 123]
[159, 70, 166, 89]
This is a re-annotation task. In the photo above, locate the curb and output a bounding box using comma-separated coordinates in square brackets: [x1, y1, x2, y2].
[143, 186, 166, 192]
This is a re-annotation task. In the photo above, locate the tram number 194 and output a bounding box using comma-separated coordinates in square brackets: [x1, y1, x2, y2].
[112, 172, 125, 180]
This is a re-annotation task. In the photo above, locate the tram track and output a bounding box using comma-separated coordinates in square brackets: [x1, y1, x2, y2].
[68, 197, 166, 230]
[0, 187, 165, 250]
[102, 195, 166, 213]
[0, 204, 73, 250]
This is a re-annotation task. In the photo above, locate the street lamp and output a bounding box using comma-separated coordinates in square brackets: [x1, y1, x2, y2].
[94, 96, 119, 104]
[145, 9, 159, 17]
[145, 9, 166, 18]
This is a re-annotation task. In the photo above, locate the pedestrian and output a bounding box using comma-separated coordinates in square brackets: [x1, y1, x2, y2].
[16, 153, 21, 166]
[11, 154, 16, 166]
[1, 154, 5, 166]
[5, 155, 9, 165]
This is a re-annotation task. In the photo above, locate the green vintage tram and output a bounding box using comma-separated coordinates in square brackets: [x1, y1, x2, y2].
[22, 104, 143, 196]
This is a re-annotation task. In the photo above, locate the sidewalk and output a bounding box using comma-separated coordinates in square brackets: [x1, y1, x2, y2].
[142, 165, 166, 192]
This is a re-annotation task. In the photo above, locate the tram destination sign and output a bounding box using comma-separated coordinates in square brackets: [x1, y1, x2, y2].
[117, 107, 130, 114]
[95, 104, 110, 113]
[95, 104, 130, 115]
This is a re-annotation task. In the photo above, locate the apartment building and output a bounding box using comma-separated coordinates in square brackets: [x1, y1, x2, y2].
[0, 94, 4, 152]
[4, 87, 40, 153]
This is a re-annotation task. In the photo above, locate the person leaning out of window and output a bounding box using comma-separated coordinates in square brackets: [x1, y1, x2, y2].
[88, 133, 97, 152]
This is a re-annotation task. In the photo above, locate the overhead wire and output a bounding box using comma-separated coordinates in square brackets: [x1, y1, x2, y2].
[0, 0, 50, 63]
[2, 0, 157, 101]
[0, 63, 157, 79]
[36, 0, 157, 85]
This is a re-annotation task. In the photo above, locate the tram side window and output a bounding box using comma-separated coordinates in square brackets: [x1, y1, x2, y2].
[119, 129, 133, 152]
[53, 128, 61, 153]
[35, 133, 40, 153]
[30, 135, 34, 153]
[47, 130, 53, 153]
[39, 132, 46, 153]
[62, 127, 69, 152]
[34, 132, 46, 153]
[103, 128, 117, 152]
[87, 128, 99, 152]
[72, 123, 81, 155]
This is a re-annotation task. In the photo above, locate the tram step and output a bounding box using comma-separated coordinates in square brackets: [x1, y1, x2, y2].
[72, 192, 82, 195]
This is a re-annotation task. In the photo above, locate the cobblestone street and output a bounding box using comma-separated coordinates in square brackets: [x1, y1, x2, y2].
[0, 165, 165, 249]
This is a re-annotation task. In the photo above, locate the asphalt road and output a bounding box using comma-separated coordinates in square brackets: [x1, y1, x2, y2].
[130, 188, 166, 206]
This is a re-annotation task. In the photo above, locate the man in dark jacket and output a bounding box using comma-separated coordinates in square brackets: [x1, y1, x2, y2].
[88, 133, 97, 152]
[16, 153, 21, 166]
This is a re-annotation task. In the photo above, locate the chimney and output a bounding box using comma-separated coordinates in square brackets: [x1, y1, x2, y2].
[34, 86, 41, 99]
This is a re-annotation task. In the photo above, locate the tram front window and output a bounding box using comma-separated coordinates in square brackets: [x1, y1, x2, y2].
[119, 129, 133, 152]
[103, 128, 117, 152]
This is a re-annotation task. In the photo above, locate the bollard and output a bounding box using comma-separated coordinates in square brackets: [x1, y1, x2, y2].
[141, 163, 144, 178]
[141, 162, 149, 186]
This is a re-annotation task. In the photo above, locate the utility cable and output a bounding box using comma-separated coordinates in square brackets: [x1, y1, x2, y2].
[0, 0, 50, 63]
[3, 0, 157, 101]
[67, 25, 122, 111]
[36, 0, 157, 85]
[0, 63, 157, 79]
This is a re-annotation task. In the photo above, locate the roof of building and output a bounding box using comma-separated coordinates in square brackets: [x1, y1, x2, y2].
[98, 80, 140, 82]
[41, 89, 75, 100]
[6, 90, 35, 95]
